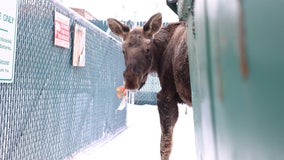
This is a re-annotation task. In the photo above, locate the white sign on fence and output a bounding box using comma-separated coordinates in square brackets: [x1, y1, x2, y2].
[0, 0, 18, 83]
[72, 24, 86, 67]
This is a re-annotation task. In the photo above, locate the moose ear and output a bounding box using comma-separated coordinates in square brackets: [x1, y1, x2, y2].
[143, 13, 162, 39]
[107, 18, 130, 40]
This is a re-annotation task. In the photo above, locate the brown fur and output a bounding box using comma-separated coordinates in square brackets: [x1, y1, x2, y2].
[108, 13, 191, 160]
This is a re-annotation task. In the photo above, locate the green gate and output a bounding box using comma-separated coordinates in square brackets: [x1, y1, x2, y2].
[178, 0, 284, 159]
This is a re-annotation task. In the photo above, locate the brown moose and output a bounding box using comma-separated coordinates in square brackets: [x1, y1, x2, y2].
[107, 13, 191, 160]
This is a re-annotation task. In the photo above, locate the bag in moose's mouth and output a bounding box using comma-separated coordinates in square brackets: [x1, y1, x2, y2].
[126, 90, 136, 105]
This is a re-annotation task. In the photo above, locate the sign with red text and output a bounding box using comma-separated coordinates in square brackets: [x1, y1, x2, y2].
[54, 11, 70, 48]
[0, 0, 18, 83]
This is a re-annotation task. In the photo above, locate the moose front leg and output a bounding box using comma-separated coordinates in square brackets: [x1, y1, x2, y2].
[157, 91, 179, 160]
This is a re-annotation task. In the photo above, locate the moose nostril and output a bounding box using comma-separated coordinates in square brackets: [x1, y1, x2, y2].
[133, 65, 140, 74]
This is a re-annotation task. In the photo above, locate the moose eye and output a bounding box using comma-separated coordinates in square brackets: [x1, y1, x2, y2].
[146, 48, 150, 55]
[145, 48, 152, 60]
[122, 50, 125, 55]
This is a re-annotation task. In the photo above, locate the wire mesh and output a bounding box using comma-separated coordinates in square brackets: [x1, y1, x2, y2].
[0, 0, 126, 159]
[135, 73, 161, 105]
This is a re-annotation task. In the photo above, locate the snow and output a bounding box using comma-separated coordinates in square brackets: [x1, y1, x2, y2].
[71, 104, 197, 160]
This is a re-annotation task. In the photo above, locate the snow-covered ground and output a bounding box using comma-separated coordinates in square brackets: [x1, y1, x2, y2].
[72, 104, 197, 160]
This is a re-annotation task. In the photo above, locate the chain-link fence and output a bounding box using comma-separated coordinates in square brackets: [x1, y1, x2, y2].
[134, 73, 160, 105]
[0, 0, 127, 159]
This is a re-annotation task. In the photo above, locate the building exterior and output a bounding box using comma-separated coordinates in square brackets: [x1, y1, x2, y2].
[70, 8, 97, 20]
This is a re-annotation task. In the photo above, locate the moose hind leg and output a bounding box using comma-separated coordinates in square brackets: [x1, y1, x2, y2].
[157, 92, 179, 160]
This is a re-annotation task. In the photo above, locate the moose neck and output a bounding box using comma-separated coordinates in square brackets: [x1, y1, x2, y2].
[149, 22, 182, 72]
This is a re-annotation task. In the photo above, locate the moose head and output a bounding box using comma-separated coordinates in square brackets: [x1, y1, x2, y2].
[107, 13, 162, 90]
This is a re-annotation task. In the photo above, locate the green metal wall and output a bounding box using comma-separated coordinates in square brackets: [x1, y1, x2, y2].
[180, 0, 284, 159]
[0, 0, 126, 159]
